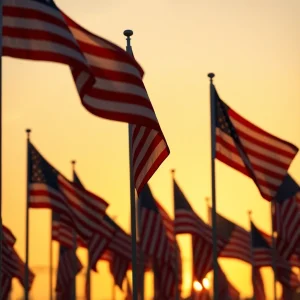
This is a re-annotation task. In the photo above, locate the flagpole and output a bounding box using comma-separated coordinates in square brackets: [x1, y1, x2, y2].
[0, 0, 3, 289]
[171, 169, 180, 300]
[123, 29, 138, 300]
[71, 160, 77, 300]
[25, 128, 31, 300]
[271, 200, 277, 300]
[248, 210, 256, 300]
[50, 214, 53, 300]
[136, 196, 144, 300]
[208, 73, 218, 300]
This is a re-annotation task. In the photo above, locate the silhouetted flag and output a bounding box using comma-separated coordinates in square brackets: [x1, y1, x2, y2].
[274, 173, 300, 259]
[173, 179, 223, 280]
[214, 86, 298, 201]
[1, 275, 12, 300]
[3, 0, 169, 193]
[28, 142, 109, 241]
[208, 208, 251, 264]
[52, 212, 86, 248]
[105, 216, 133, 290]
[251, 221, 300, 289]
[252, 267, 266, 300]
[2, 246, 35, 290]
[109, 253, 130, 290]
[139, 184, 178, 298]
[2, 225, 16, 250]
[138, 184, 172, 263]
[55, 244, 83, 299]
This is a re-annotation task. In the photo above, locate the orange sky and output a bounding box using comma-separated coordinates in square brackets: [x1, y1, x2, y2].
[3, 0, 300, 299]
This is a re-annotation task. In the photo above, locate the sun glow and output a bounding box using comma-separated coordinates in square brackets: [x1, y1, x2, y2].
[193, 281, 203, 292]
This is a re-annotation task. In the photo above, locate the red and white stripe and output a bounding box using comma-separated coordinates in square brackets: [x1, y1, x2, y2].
[219, 225, 252, 264]
[4, 0, 169, 194]
[1, 276, 12, 300]
[109, 253, 129, 289]
[131, 125, 169, 193]
[139, 207, 171, 263]
[215, 92, 298, 201]
[192, 235, 213, 281]
[55, 246, 83, 297]
[2, 225, 16, 249]
[275, 192, 300, 259]
[253, 228, 300, 289]
[52, 219, 87, 248]
[252, 267, 266, 300]
[2, 246, 35, 289]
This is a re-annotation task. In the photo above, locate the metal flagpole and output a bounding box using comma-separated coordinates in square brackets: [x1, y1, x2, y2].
[171, 169, 180, 300]
[271, 200, 277, 300]
[136, 196, 144, 300]
[0, 0, 3, 289]
[50, 214, 53, 300]
[208, 73, 218, 300]
[25, 128, 32, 300]
[71, 160, 77, 300]
[248, 210, 256, 300]
[123, 29, 138, 300]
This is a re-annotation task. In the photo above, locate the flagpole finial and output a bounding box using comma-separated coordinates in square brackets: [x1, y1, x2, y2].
[25, 129, 31, 139]
[171, 169, 175, 178]
[248, 210, 252, 217]
[207, 73, 215, 83]
[71, 160, 76, 170]
[123, 29, 133, 37]
[123, 30, 134, 51]
[205, 197, 210, 204]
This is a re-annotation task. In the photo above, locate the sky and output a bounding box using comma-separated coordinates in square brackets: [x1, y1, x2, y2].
[3, 0, 300, 299]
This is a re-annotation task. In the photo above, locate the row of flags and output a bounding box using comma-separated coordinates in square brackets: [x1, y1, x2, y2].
[1, 0, 300, 300]
[3, 153, 299, 299]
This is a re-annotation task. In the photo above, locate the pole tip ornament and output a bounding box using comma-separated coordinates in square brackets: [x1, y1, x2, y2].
[71, 160, 76, 165]
[123, 29, 133, 37]
[248, 210, 252, 216]
[25, 129, 31, 133]
[207, 73, 215, 79]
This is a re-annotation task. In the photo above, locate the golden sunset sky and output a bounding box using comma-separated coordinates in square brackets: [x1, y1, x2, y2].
[3, 0, 300, 299]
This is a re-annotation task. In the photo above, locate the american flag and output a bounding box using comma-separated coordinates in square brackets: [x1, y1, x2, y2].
[139, 184, 179, 298]
[214, 85, 298, 201]
[2, 225, 16, 249]
[2, 245, 35, 290]
[173, 179, 223, 280]
[105, 216, 133, 290]
[28, 141, 109, 241]
[208, 208, 252, 264]
[3, 0, 169, 193]
[273, 173, 300, 259]
[69, 172, 115, 271]
[1, 275, 12, 300]
[252, 267, 266, 300]
[52, 211, 86, 249]
[251, 221, 300, 289]
[138, 184, 173, 263]
[55, 244, 83, 299]
[109, 252, 130, 290]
